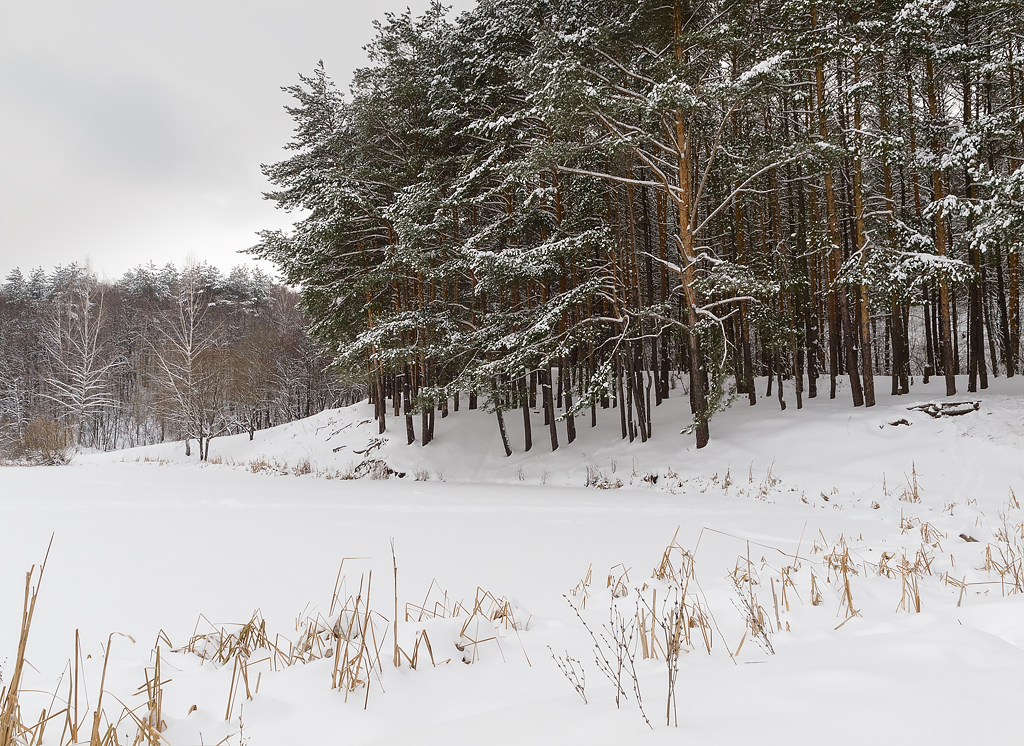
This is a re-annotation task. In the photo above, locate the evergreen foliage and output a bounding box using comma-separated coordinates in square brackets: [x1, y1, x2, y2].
[254, 0, 1024, 449]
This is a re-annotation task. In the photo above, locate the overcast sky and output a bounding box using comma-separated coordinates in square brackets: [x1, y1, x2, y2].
[0, 0, 476, 284]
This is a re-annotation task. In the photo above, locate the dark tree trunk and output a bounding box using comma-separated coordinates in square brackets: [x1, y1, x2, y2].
[842, 289, 864, 406]
[402, 366, 415, 446]
[923, 286, 934, 382]
[983, 266, 999, 379]
[995, 245, 1013, 377]
[776, 355, 787, 411]
[616, 353, 627, 440]
[660, 332, 671, 401]
[494, 382, 512, 458]
[687, 331, 710, 449]
[564, 360, 576, 444]
[521, 373, 532, 452]
[544, 364, 559, 452]
[740, 305, 756, 405]
[952, 285, 961, 377]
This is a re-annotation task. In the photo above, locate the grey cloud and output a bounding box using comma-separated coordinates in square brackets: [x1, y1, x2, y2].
[0, 56, 208, 181]
[0, 0, 476, 281]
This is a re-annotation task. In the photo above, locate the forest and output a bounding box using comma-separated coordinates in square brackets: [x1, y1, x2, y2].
[0, 262, 359, 462]
[252, 0, 1024, 451]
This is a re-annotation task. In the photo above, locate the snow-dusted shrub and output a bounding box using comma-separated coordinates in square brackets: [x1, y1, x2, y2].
[584, 463, 622, 489]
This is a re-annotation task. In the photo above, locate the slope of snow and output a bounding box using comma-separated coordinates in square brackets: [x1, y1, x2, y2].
[1, 374, 1022, 745]
[81, 374, 1024, 499]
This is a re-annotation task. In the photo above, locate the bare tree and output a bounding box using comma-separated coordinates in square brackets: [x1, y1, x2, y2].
[152, 264, 227, 460]
[40, 275, 119, 448]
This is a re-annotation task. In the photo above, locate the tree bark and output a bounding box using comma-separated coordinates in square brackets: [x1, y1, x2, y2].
[521, 372, 533, 452]
[544, 363, 559, 452]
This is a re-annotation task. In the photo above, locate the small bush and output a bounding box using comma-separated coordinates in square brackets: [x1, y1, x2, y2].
[21, 417, 74, 465]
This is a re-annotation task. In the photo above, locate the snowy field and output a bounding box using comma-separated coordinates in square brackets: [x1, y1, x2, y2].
[3, 375, 1024, 745]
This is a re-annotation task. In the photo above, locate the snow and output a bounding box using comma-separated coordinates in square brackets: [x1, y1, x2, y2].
[2, 374, 1024, 744]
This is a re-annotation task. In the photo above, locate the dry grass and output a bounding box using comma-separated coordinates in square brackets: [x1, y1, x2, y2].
[20, 417, 74, 465]
[651, 531, 694, 586]
[982, 514, 1024, 596]
[179, 611, 272, 666]
[242, 455, 401, 481]
[728, 550, 777, 655]
[11, 472, 1024, 740]
[584, 464, 622, 489]
[641, 531, 716, 725]
[135, 455, 173, 466]
[404, 581, 529, 666]
[0, 541, 51, 746]
[895, 550, 930, 613]
[557, 530, 726, 727]
[755, 462, 780, 500]
[898, 462, 923, 503]
[567, 565, 593, 610]
[330, 572, 385, 707]
[247, 457, 284, 475]
[820, 536, 860, 620]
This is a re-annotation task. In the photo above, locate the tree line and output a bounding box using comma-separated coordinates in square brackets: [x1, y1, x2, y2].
[0, 262, 360, 462]
[252, 0, 1020, 453]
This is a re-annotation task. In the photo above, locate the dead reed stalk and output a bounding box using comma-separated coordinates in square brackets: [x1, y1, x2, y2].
[0, 538, 52, 746]
[898, 463, 922, 503]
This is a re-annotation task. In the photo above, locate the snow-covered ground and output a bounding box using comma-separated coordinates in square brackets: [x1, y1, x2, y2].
[3, 374, 1024, 744]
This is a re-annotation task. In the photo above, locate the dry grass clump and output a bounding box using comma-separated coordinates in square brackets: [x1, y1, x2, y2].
[330, 572, 386, 704]
[556, 530, 721, 729]
[0, 544, 50, 746]
[0, 541, 156, 746]
[584, 464, 622, 489]
[728, 552, 777, 655]
[404, 581, 529, 666]
[11, 416, 75, 465]
[638, 532, 714, 661]
[149, 555, 528, 719]
[137, 455, 172, 466]
[938, 493, 1024, 604]
[920, 521, 945, 546]
[165, 568, 389, 715]
[640, 532, 716, 725]
[179, 611, 272, 666]
[546, 496, 1024, 730]
[246, 456, 286, 475]
[243, 455, 403, 481]
[981, 509, 1024, 596]
[818, 536, 860, 620]
[755, 463, 781, 500]
[567, 565, 593, 610]
[813, 530, 934, 616]
[898, 463, 923, 503]
[651, 534, 694, 586]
